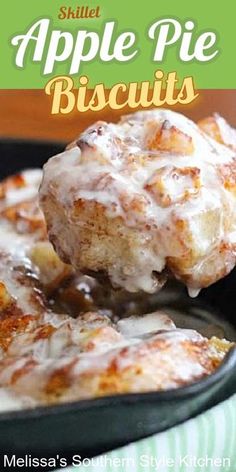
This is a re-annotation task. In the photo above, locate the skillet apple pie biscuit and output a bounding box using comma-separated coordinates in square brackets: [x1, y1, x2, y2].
[40, 109, 236, 295]
[0, 167, 232, 410]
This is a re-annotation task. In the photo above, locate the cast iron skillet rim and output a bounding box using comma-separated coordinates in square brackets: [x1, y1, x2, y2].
[0, 139, 235, 437]
[0, 137, 66, 147]
[0, 346, 235, 423]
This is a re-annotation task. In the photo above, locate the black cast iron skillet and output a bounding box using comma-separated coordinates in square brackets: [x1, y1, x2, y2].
[0, 139, 236, 470]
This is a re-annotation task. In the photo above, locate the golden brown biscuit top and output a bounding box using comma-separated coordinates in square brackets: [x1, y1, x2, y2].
[40, 109, 236, 294]
[0, 164, 232, 411]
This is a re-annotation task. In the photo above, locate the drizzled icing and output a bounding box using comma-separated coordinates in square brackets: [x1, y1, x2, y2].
[40, 109, 236, 294]
[0, 167, 231, 411]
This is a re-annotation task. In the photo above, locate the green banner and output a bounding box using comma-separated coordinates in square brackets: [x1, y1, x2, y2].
[0, 0, 235, 89]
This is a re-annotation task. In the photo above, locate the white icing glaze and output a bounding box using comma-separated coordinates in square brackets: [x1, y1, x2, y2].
[214, 114, 236, 149]
[0, 153, 230, 411]
[40, 109, 236, 293]
[117, 311, 176, 336]
[0, 388, 35, 411]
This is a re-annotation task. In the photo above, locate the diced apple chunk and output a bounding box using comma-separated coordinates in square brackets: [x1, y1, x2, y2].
[29, 242, 73, 292]
[145, 166, 201, 207]
[198, 114, 236, 151]
[0, 282, 12, 311]
[148, 120, 194, 155]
